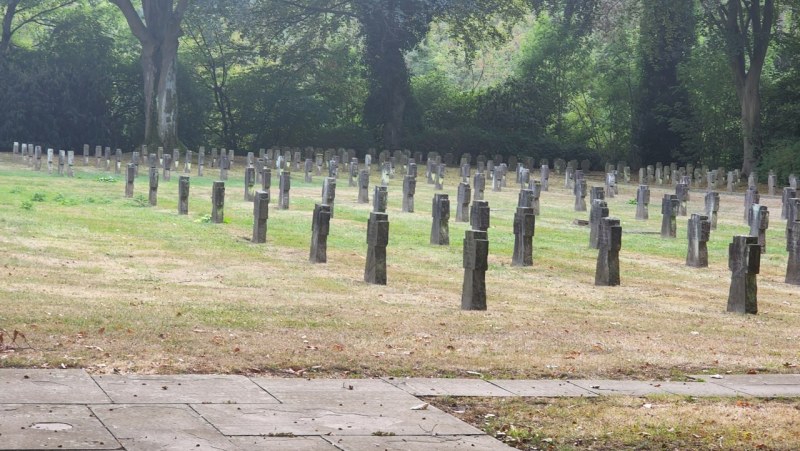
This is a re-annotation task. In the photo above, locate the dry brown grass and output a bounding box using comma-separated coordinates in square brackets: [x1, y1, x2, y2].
[432, 395, 800, 450]
[0, 154, 798, 379]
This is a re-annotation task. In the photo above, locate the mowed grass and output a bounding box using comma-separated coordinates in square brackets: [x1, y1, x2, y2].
[0, 153, 797, 379]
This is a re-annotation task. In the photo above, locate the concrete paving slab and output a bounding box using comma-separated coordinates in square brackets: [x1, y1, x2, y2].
[252, 378, 420, 404]
[0, 369, 110, 404]
[383, 378, 515, 397]
[327, 435, 515, 450]
[0, 404, 120, 450]
[228, 436, 340, 450]
[194, 403, 484, 437]
[490, 379, 597, 397]
[93, 374, 278, 404]
[568, 380, 671, 396]
[657, 381, 743, 397]
[90, 404, 235, 451]
[697, 374, 800, 385]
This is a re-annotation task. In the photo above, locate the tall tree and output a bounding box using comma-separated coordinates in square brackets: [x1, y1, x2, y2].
[634, 0, 695, 166]
[702, 0, 776, 175]
[109, 0, 189, 150]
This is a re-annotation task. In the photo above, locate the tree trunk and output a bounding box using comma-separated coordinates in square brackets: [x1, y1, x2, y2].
[156, 35, 179, 150]
[739, 76, 761, 176]
[0, 0, 20, 57]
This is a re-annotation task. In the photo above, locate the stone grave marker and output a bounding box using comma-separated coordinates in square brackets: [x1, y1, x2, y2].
[473, 172, 486, 201]
[686, 214, 711, 268]
[198, 147, 205, 176]
[211, 148, 218, 168]
[34, 146, 41, 170]
[789, 174, 797, 190]
[590, 199, 610, 249]
[365, 211, 389, 285]
[744, 186, 759, 222]
[541, 164, 550, 191]
[636, 185, 650, 220]
[430, 194, 450, 245]
[605, 172, 616, 198]
[456, 182, 471, 222]
[471, 200, 490, 232]
[115, 149, 122, 174]
[782, 188, 797, 220]
[244, 167, 256, 201]
[787, 219, 800, 285]
[349, 158, 358, 187]
[322, 177, 336, 217]
[768, 171, 777, 196]
[373, 185, 388, 213]
[675, 182, 689, 216]
[163, 153, 172, 181]
[705, 191, 720, 230]
[462, 229, 489, 311]
[252, 191, 270, 244]
[83, 144, 89, 165]
[748, 204, 769, 253]
[492, 166, 503, 192]
[402, 174, 416, 213]
[528, 180, 542, 216]
[595, 217, 622, 286]
[512, 191, 536, 267]
[358, 169, 370, 204]
[435, 163, 445, 190]
[727, 235, 760, 314]
[727, 171, 734, 192]
[262, 168, 271, 192]
[278, 171, 291, 209]
[172, 149, 180, 170]
[219, 152, 229, 180]
[304, 159, 313, 183]
[125, 164, 135, 198]
[211, 181, 225, 223]
[184, 150, 192, 174]
[95, 145, 102, 168]
[46, 148, 54, 174]
[178, 176, 190, 215]
[661, 194, 680, 238]
[67, 150, 74, 177]
[148, 166, 159, 206]
[309, 204, 331, 263]
[574, 179, 587, 211]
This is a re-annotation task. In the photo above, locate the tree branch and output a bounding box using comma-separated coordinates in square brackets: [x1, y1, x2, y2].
[108, 0, 151, 44]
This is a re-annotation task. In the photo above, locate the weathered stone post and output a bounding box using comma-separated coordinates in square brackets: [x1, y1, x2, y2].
[574, 179, 587, 211]
[430, 194, 450, 245]
[244, 167, 256, 201]
[790, 174, 798, 190]
[744, 186, 759, 222]
[727, 235, 760, 314]
[310, 204, 331, 263]
[365, 211, 389, 285]
[67, 151, 74, 177]
[262, 168, 272, 192]
[46, 148, 54, 174]
[163, 153, 172, 181]
[125, 164, 135, 198]
[470, 200, 490, 232]
[172, 149, 180, 170]
[675, 182, 689, 216]
[322, 177, 336, 217]
[527, 180, 541, 216]
[304, 158, 313, 183]
[95, 145, 102, 168]
[661, 194, 680, 238]
[461, 229, 489, 311]
[512, 191, 536, 267]
[590, 199, 610, 249]
[636, 185, 650, 220]
[278, 171, 291, 210]
[473, 172, 486, 201]
[686, 214, 711, 267]
[373, 185, 388, 213]
[595, 217, 622, 286]
[787, 220, 800, 285]
[358, 170, 370, 204]
[705, 192, 720, 230]
[211, 181, 225, 223]
[34, 146, 41, 170]
[83, 144, 90, 165]
[435, 163, 445, 190]
[211, 148, 218, 168]
[768, 171, 777, 196]
[178, 176, 190, 215]
[219, 152, 229, 180]
[148, 167, 159, 206]
[252, 190, 270, 243]
[348, 158, 358, 187]
[748, 204, 769, 253]
[402, 175, 416, 213]
[456, 182, 471, 223]
[184, 150, 192, 174]
[787, 198, 800, 252]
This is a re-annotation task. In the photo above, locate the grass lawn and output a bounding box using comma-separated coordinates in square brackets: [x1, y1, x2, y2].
[0, 153, 797, 380]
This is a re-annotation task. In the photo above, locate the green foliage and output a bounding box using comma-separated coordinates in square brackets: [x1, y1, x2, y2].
[758, 139, 800, 182]
[96, 176, 118, 183]
[20, 200, 33, 211]
[129, 194, 149, 208]
[31, 193, 46, 202]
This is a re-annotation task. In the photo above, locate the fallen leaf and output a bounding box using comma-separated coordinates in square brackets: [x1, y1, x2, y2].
[411, 403, 429, 410]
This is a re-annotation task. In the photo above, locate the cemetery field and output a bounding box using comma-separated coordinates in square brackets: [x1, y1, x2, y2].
[0, 154, 797, 380]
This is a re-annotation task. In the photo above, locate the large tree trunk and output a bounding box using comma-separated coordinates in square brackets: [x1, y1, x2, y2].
[738, 75, 761, 176]
[111, 0, 187, 151]
[0, 0, 20, 57]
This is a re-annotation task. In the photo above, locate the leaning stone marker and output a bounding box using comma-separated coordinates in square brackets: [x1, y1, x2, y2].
[252, 190, 270, 244]
[309, 204, 331, 263]
[661, 194, 679, 238]
[595, 217, 622, 286]
[365, 212, 389, 285]
[727, 235, 760, 314]
[748, 204, 769, 253]
[430, 194, 450, 245]
[178, 176, 190, 215]
[211, 181, 225, 223]
[686, 214, 711, 267]
[462, 229, 489, 310]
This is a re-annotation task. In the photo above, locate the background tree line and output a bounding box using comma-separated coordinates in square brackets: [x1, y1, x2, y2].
[1, 0, 798, 177]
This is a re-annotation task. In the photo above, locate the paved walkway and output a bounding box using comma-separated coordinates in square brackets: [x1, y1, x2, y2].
[1, 370, 798, 450]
